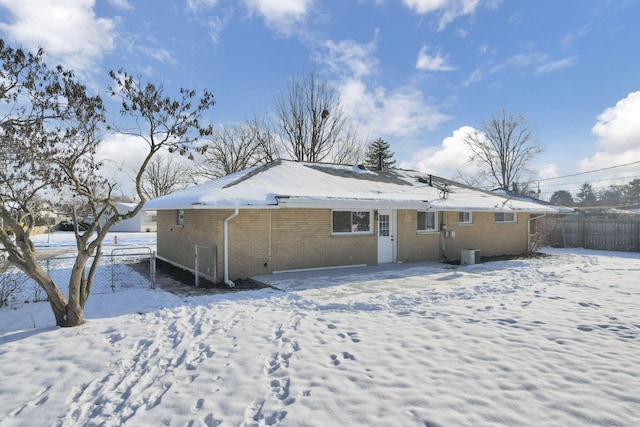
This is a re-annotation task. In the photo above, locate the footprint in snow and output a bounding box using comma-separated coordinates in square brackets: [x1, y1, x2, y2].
[342, 352, 355, 361]
[203, 413, 222, 427]
[273, 324, 284, 340]
[337, 331, 361, 343]
[578, 302, 601, 308]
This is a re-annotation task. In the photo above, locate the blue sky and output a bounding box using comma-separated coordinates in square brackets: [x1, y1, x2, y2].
[1, 0, 639, 200]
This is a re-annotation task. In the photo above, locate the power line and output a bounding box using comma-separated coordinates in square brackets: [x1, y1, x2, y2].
[539, 174, 640, 189]
[526, 159, 640, 184]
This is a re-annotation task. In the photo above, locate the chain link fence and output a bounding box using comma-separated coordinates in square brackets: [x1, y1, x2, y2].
[0, 247, 156, 309]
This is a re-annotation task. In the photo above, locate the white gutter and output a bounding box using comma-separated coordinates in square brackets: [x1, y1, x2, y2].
[223, 208, 239, 288]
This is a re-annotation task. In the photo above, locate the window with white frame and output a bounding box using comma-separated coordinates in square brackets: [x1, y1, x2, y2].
[332, 210, 372, 234]
[495, 212, 516, 223]
[459, 211, 473, 224]
[417, 211, 438, 232]
[177, 209, 185, 226]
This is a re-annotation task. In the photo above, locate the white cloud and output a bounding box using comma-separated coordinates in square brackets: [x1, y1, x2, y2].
[242, 0, 314, 35]
[135, 45, 176, 64]
[314, 34, 450, 140]
[490, 52, 547, 74]
[96, 133, 195, 197]
[340, 78, 450, 138]
[591, 91, 640, 152]
[488, 51, 575, 77]
[535, 163, 559, 181]
[96, 133, 148, 193]
[186, 0, 218, 12]
[402, 0, 484, 30]
[463, 68, 483, 86]
[536, 56, 576, 75]
[206, 10, 233, 44]
[0, 0, 116, 73]
[400, 126, 481, 179]
[579, 91, 640, 177]
[322, 36, 379, 78]
[416, 45, 456, 71]
[109, 0, 133, 11]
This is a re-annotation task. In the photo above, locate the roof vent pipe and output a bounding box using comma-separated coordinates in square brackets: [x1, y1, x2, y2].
[223, 208, 239, 288]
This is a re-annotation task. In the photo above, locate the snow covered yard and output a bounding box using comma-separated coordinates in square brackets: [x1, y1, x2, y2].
[1, 247, 639, 426]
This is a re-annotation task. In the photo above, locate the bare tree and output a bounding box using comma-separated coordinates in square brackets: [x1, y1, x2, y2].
[0, 39, 214, 327]
[140, 155, 191, 199]
[275, 70, 363, 164]
[463, 109, 542, 190]
[195, 119, 278, 180]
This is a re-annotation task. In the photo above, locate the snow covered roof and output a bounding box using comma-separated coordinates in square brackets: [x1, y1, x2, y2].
[145, 160, 567, 213]
[115, 202, 156, 214]
[492, 188, 576, 214]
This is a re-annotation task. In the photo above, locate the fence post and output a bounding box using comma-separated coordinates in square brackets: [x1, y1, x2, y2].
[213, 245, 217, 284]
[195, 245, 200, 288]
[111, 253, 116, 292]
[150, 251, 156, 289]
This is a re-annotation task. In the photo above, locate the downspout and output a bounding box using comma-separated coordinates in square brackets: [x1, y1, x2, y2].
[224, 208, 239, 288]
[528, 213, 546, 254]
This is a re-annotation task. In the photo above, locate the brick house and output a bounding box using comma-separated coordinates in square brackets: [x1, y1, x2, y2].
[145, 160, 565, 286]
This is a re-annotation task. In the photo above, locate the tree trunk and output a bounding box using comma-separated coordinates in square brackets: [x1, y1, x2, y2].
[66, 254, 90, 327]
[21, 260, 70, 327]
[45, 284, 69, 327]
[65, 300, 84, 327]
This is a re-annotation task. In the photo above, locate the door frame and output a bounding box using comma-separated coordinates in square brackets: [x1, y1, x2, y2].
[377, 209, 397, 264]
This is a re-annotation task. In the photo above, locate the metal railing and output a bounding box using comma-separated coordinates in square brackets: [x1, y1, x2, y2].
[0, 246, 156, 308]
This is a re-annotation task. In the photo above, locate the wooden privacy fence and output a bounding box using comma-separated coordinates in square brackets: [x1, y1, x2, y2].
[540, 217, 640, 252]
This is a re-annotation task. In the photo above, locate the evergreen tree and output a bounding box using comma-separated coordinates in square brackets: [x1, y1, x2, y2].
[549, 190, 574, 206]
[364, 138, 395, 170]
[576, 183, 598, 206]
[624, 179, 640, 205]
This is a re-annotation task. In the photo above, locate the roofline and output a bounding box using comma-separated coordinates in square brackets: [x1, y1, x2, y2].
[147, 198, 563, 213]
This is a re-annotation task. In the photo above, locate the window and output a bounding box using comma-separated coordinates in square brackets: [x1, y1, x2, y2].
[177, 209, 185, 226]
[417, 211, 438, 232]
[459, 211, 472, 224]
[332, 210, 371, 234]
[495, 212, 516, 223]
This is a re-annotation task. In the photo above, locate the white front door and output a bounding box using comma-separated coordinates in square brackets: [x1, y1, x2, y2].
[377, 209, 395, 264]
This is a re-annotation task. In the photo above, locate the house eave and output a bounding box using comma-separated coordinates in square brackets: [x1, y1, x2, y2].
[145, 203, 280, 211]
[147, 200, 566, 214]
[275, 197, 431, 210]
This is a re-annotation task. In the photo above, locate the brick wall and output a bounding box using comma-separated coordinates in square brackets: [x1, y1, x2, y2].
[396, 210, 441, 263]
[157, 209, 231, 280]
[440, 211, 530, 259]
[270, 209, 377, 273]
[158, 208, 377, 280]
[157, 208, 531, 281]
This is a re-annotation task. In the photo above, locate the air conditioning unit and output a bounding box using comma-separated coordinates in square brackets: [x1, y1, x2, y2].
[461, 249, 481, 265]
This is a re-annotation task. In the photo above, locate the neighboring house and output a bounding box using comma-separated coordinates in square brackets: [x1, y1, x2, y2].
[110, 202, 157, 233]
[145, 160, 566, 286]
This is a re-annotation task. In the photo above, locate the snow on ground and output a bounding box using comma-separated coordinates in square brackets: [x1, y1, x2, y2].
[26, 231, 157, 253]
[1, 241, 640, 426]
